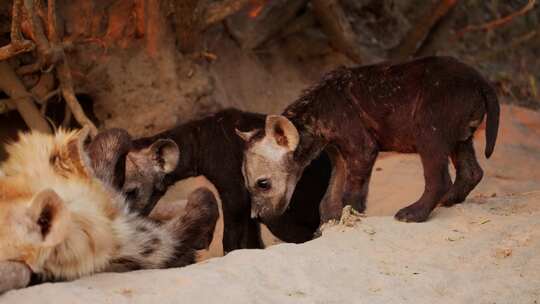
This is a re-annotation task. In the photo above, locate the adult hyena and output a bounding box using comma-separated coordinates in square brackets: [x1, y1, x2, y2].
[0, 129, 218, 285]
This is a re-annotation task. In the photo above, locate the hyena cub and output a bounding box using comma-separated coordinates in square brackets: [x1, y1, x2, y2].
[238, 56, 500, 224]
[0, 129, 218, 283]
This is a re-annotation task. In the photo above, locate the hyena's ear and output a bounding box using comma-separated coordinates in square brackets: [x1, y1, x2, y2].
[85, 128, 133, 189]
[235, 128, 258, 143]
[265, 115, 299, 151]
[55, 127, 94, 178]
[28, 189, 71, 247]
[147, 139, 180, 174]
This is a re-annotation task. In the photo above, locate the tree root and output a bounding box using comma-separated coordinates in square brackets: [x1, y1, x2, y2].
[456, 0, 536, 38]
[0, 61, 51, 133]
[0, 0, 35, 61]
[0, 41, 35, 61]
[0, 0, 97, 136]
[57, 58, 97, 135]
[204, 0, 251, 27]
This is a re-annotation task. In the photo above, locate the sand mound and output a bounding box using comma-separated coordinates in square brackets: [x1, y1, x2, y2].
[2, 192, 539, 304]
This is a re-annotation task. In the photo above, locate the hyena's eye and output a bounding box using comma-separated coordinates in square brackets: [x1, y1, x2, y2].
[256, 178, 271, 191]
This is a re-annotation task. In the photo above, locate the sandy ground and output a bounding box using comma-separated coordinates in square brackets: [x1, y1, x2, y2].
[1, 192, 538, 304]
[1, 105, 539, 302]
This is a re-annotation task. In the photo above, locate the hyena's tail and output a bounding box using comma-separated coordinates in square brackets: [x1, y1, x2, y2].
[166, 187, 219, 266]
[481, 84, 500, 158]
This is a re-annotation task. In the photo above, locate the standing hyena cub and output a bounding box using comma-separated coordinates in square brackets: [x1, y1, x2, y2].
[237, 56, 500, 224]
[0, 129, 218, 283]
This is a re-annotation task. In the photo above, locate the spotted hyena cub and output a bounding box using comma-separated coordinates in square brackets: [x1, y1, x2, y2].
[0, 129, 218, 283]
[237, 56, 500, 224]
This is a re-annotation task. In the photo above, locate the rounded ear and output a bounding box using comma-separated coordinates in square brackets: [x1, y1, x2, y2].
[29, 189, 71, 247]
[235, 128, 258, 142]
[148, 139, 180, 174]
[85, 128, 133, 189]
[61, 127, 94, 177]
[265, 115, 299, 151]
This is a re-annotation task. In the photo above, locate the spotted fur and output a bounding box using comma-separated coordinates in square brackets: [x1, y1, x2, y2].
[0, 129, 218, 282]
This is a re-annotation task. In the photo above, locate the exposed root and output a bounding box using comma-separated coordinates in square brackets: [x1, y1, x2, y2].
[0, 0, 98, 136]
[0, 41, 35, 61]
[0, 61, 51, 133]
[204, 0, 251, 27]
[0, 0, 35, 61]
[57, 58, 97, 135]
[456, 0, 536, 38]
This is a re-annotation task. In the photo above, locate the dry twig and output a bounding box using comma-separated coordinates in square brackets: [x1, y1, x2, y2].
[204, 0, 251, 27]
[21, 0, 97, 135]
[0, 0, 35, 61]
[456, 0, 536, 38]
[0, 61, 51, 133]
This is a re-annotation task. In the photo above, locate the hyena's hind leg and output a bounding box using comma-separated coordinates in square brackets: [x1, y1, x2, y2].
[171, 187, 219, 251]
[109, 187, 219, 272]
[162, 187, 219, 268]
[395, 140, 452, 222]
[440, 138, 483, 207]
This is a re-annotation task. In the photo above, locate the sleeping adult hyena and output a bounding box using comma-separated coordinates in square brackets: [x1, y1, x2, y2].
[0, 129, 218, 284]
[237, 56, 500, 224]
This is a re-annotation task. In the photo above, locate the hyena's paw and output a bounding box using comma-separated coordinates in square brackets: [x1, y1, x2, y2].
[394, 202, 432, 223]
[439, 192, 466, 208]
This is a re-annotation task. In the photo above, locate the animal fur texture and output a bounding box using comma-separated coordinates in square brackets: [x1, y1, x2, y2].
[87, 109, 331, 252]
[0, 129, 218, 283]
[238, 56, 500, 224]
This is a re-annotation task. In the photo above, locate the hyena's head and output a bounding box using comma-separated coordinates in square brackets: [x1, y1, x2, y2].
[123, 139, 179, 214]
[86, 129, 179, 215]
[236, 115, 302, 221]
[0, 128, 106, 274]
[0, 180, 71, 271]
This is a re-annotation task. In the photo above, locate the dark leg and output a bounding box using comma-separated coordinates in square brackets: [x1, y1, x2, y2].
[243, 217, 262, 249]
[319, 135, 378, 223]
[319, 145, 348, 223]
[264, 212, 317, 243]
[342, 148, 378, 213]
[221, 212, 245, 253]
[395, 146, 451, 222]
[440, 138, 483, 207]
[220, 190, 262, 253]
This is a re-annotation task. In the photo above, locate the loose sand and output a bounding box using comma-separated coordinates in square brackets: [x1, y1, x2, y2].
[1, 105, 539, 303]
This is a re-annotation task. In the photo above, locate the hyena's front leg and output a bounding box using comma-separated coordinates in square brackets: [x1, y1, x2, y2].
[319, 130, 378, 223]
[0, 261, 31, 293]
[319, 145, 348, 223]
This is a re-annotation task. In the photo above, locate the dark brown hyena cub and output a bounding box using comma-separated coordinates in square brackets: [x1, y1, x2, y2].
[86, 109, 331, 252]
[237, 56, 500, 224]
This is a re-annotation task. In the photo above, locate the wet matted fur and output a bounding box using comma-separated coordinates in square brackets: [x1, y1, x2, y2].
[238, 56, 500, 224]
